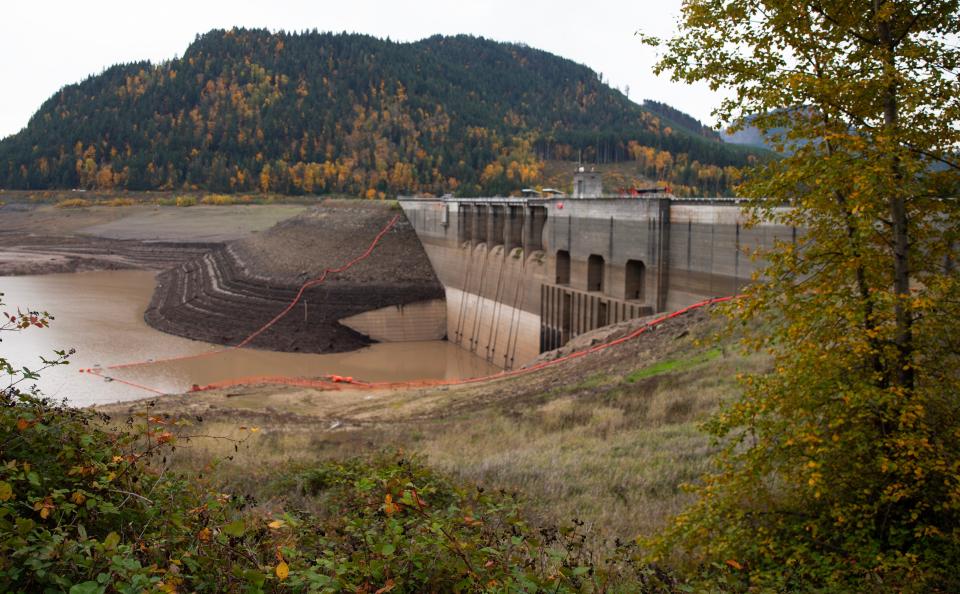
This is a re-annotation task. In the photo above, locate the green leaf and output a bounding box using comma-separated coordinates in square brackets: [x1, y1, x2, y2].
[69, 582, 104, 594]
[15, 517, 35, 535]
[380, 542, 396, 556]
[103, 531, 120, 550]
[223, 519, 246, 537]
[0, 481, 12, 501]
[244, 569, 267, 587]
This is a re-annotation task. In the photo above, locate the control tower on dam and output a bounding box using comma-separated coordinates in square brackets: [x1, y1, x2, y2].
[399, 173, 794, 369]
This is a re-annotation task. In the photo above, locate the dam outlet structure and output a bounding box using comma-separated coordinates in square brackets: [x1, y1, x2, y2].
[400, 171, 795, 369]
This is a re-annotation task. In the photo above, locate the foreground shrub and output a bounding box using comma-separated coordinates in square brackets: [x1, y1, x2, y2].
[99, 197, 136, 207]
[174, 196, 196, 207]
[0, 391, 240, 591]
[0, 388, 658, 592]
[200, 194, 238, 205]
[270, 454, 652, 592]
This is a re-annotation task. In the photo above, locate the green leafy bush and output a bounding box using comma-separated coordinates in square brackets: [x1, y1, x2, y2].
[2, 396, 662, 592]
[271, 454, 643, 592]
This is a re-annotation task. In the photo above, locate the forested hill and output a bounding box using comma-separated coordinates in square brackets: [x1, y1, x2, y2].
[0, 29, 763, 197]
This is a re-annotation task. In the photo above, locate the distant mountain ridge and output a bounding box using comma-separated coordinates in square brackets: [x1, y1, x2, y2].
[0, 29, 765, 196]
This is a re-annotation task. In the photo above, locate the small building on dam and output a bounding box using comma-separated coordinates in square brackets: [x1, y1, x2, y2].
[399, 169, 795, 369]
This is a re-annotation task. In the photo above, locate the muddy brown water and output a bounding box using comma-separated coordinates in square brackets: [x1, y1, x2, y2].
[0, 270, 498, 406]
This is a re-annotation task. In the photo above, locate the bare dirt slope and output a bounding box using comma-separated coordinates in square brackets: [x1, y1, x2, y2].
[100, 306, 767, 548]
[80, 204, 309, 242]
[231, 200, 437, 285]
[110, 306, 733, 424]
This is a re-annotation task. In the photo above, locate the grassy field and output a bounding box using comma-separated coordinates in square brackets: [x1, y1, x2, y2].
[102, 307, 767, 557]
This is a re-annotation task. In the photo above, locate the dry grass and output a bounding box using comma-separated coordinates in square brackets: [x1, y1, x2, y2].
[200, 194, 259, 205]
[55, 198, 94, 208]
[99, 197, 136, 207]
[395, 348, 764, 548]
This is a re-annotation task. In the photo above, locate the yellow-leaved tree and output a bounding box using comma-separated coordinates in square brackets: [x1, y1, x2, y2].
[642, 1, 960, 591]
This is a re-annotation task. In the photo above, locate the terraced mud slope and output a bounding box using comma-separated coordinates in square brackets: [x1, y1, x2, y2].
[144, 201, 444, 353]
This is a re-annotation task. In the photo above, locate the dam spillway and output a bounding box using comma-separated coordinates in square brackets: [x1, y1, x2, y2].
[400, 189, 793, 369]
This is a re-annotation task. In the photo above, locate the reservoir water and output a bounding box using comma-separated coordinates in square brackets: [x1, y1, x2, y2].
[0, 270, 498, 406]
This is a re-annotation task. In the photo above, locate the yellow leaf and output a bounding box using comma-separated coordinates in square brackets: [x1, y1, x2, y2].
[71, 491, 86, 505]
[384, 493, 399, 515]
[268, 520, 285, 529]
[0, 482, 12, 502]
[34, 497, 54, 519]
[275, 561, 289, 581]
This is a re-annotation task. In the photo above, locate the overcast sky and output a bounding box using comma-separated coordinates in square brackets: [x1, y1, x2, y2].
[0, 0, 724, 140]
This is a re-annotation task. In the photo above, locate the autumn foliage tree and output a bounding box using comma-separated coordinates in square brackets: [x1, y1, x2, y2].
[643, 0, 960, 590]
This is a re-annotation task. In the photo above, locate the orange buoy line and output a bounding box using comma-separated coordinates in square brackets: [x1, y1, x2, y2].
[183, 295, 737, 394]
[79, 367, 166, 395]
[78, 209, 737, 396]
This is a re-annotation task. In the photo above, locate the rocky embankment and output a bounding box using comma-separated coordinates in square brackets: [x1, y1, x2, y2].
[144, 201, 444, 353]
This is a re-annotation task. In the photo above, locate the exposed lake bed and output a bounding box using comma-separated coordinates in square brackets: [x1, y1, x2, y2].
[0, 203, 495, 406]
[0, 270, 495, 406]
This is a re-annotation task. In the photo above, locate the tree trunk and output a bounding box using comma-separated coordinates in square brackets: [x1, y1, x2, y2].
[878, 12, 915, 391]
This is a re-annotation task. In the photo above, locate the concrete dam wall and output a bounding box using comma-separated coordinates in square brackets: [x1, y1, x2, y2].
[400, 195, 794, 368]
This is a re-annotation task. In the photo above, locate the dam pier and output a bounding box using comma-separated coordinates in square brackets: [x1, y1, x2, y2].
[400, 171, 793, 368]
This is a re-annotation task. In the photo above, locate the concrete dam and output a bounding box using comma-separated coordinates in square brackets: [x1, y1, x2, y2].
[399, 172, 794, 369]
[140, 175, 791, 368]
